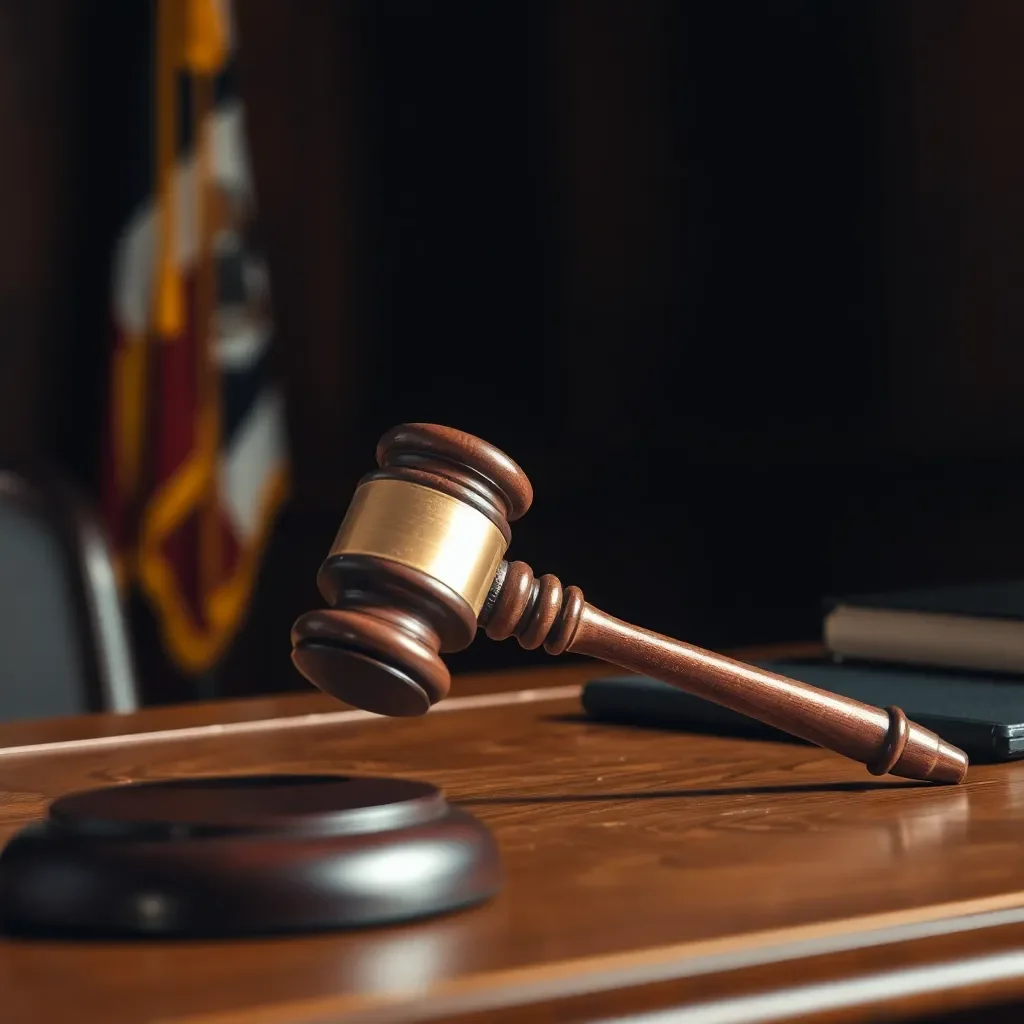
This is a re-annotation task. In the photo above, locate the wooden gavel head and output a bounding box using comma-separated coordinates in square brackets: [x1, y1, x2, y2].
[291, 424, 533, 716]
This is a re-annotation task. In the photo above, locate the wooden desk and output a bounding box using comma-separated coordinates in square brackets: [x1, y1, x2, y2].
[3, 654, 1024, 1024]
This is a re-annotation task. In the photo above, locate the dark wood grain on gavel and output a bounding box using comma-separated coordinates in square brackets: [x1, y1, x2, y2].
[291, 424, 968, 784]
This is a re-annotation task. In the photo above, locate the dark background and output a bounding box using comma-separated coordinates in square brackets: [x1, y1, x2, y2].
[3, 0, 1024, 701]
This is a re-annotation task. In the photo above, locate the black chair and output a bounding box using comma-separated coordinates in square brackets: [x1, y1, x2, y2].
[0, 466, 139, 720]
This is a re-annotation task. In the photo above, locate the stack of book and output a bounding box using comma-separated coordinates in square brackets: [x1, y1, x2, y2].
[824, 581, 1024, 676]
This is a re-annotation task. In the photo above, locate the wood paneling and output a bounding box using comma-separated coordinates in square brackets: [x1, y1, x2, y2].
[879, 1, 1024, 454]
[0, 1, 73, 461]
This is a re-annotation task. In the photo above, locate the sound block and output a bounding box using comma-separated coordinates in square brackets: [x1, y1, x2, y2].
[0, 775, 501, 938]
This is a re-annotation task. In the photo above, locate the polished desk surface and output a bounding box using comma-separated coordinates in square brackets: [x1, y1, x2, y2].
[4, 651, 1024, 1023]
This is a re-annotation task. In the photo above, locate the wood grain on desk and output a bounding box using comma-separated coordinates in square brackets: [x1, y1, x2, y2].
[0, 661, 606, 749]
[1, 650, 1023, 1024]
[0, 644, 823, 749]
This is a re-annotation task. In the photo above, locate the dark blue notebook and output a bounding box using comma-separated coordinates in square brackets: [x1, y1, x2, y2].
[582, 659, 1024, 762]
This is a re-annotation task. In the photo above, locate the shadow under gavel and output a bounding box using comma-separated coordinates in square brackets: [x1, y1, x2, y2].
[291, 424, 968, 785]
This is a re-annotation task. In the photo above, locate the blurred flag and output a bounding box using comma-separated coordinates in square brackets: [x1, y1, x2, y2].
[102, 0, 289, 680]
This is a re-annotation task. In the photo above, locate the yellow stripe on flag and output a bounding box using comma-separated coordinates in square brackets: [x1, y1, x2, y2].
[184, 0, 229, 75]
[138, 454, 289, 674]
[155, 0, 185, 340]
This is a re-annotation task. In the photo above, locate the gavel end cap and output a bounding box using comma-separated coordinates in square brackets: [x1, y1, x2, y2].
[291, 644, 432, 717]
[928, 740, 970, 785]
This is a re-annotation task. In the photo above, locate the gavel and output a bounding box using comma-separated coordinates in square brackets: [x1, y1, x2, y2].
[291, 424, 968, 784]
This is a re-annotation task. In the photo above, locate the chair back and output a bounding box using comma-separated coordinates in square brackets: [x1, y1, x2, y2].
[0, 467, 138, 720]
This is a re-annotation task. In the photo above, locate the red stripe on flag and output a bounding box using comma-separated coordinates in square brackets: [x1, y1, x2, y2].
[153, 274, 201, 485]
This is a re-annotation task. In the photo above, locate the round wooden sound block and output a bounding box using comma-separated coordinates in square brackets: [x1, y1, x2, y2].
[0, 775, 501, 938]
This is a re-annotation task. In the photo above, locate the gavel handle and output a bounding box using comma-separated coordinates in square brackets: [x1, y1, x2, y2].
[482, 563, 968, 784]
[568, 605, 967, 783]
